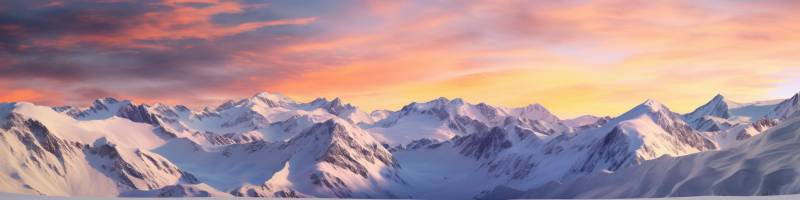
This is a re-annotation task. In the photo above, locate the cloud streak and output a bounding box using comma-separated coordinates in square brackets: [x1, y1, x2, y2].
[1, 0, 799, 117]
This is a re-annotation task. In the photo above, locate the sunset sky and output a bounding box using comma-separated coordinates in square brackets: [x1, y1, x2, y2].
[1, 0, 799, 118]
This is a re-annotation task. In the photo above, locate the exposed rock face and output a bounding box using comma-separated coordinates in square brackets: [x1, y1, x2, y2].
[455, 127, 513, 160]
[154, 185, 212, 197]
[298, 120, 399, 170]
[574, 127, 637, 172]
[309, 97, 358, 117]
[117, 104, 162, 126]
[397, 138, 436, 151]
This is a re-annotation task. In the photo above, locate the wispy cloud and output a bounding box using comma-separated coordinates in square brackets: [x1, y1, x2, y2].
[1, 0, 798, 117]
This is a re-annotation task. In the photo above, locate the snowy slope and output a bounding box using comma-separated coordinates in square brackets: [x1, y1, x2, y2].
[563, 115, 611, 131]
[493, 114, 800, 199]
[0, 103, 204, 197]
[729, 99, 784, 122]
[767, 92, 800, 120]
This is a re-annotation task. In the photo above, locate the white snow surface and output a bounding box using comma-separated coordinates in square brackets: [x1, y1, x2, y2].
[2, 91, 800, 199]
[492, 114, 800, 199]
[5, 192, 800, 200]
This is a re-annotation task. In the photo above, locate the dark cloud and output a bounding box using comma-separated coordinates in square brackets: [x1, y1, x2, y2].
[0, 1, 170, 50]
[175, 2, 215, 9]
[0, 0, 325, 105]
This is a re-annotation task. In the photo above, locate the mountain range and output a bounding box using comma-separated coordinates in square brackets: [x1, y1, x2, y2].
[1, 91, 799, 199]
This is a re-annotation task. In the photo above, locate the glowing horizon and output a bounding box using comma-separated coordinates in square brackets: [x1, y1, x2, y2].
[1, 0, 799, 118]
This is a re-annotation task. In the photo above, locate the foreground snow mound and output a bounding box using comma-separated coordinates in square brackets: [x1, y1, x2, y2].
[491, 115, 800, 199]
[121, 184, 232, 197]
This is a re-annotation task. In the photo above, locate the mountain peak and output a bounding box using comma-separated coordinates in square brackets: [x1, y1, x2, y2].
[95, 97, 120, 104]
[253, 91, 275, 97]
[330, 97, 343, 106]
[434, 96, 450, 102]
[683, 94, 735, 130]
[253, 92, 293, 101]
[618, 99, 671, 120]
[511, 103, 560, 122]
[640, 99, 666, 110]
[315, 97, 359, 117]
[91, 97, 131, 108]
[712, 93, 725, 101]
[247, 92, 296, 107]
[685, 94, 732, 120]
[523, 103, 546, 111]
[427, 97, 464, 105]
[405, 97, 466, 111]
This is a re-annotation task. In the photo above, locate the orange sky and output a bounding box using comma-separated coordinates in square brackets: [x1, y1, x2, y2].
[1, 0, 800, 118]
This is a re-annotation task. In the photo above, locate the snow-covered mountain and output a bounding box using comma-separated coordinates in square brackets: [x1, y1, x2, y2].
[767, 92, 800, 120]
[489, 113, 800, 199]
[364, 97, 575, 146]
[570, 99, 716, 173]
[480, 92, 800, 199]
[2, 91, 800, 199]
[685, 94, 781, 132]
[684, 94, 785, 148]
[220, 119, 407, 198]
[52, 92, 376, 146]
[0, 102, 198, 197]
[378, 99, 717, 199]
